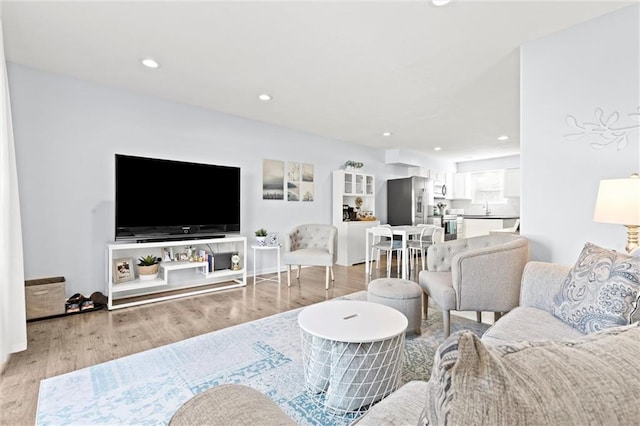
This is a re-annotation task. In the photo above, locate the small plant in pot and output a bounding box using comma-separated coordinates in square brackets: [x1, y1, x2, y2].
[138, 255, 161, 281]
[255, 228, 268, 246]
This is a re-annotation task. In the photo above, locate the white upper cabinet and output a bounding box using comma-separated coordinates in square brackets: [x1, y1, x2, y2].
[444, 172, 453, 200]
[342, 171, 373, 196]
[503, 168, 521, 198]
[452, 172, 472, 199]
[428, 169, 447, 182]
[333, 170, 376, 222]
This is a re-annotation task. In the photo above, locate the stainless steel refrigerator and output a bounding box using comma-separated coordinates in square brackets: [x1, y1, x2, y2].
[387, 177, 435, 225]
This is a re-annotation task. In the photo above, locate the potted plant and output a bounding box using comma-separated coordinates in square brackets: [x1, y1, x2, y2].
[138, 255, 161, 280]
[255, 228, 268, 246]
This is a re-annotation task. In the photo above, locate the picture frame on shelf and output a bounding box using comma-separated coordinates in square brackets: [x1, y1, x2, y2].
[163, 247, 174, 262]
[113, 257, 135, 283]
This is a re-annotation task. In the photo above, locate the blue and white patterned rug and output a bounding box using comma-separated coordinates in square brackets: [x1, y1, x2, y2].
[36, 291, 489, 425]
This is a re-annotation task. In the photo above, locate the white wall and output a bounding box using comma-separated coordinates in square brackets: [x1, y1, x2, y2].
[9, 64, 453, 297]
[456, 154, 520, 173]
[521, 4, 639, 264]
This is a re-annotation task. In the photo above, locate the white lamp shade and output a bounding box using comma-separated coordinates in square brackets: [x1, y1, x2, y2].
[593, 177, 640, 226]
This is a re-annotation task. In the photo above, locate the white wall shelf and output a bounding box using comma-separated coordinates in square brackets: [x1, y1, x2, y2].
[106, 236, 247, 310]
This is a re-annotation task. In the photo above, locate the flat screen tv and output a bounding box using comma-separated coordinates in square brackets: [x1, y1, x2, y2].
[115, 154, 240, 241]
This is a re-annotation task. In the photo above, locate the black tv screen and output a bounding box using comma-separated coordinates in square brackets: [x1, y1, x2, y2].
[115, 154, 240, 240]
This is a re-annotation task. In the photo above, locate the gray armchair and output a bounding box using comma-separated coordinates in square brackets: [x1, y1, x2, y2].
[283, 224, 338, 290]
[418, 234, 529, 337]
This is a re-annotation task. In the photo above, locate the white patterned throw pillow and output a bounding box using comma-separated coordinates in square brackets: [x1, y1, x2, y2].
[552, 242, 640, 333]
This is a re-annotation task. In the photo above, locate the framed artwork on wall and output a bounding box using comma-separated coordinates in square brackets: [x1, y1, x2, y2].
[263, 159, 314, 202]
[263, 159, 285, 200]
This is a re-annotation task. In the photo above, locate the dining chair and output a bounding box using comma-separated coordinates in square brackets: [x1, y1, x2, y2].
[369, 225, 403, 278]
[407, 226, 444, 271]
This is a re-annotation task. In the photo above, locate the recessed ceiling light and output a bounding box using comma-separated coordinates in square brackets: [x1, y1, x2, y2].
[434, 147, 442, 151]
[383, 132, 392, 137]
[432, 0, 452, 6]
[258, 93, 272, 101]
[497, 135, 510, 141]
[140, 57, 159, 69]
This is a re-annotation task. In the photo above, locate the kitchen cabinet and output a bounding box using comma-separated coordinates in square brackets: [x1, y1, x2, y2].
[503, 168, 521, 198]
[452, 172, 472, 199]
[444, 172, 453, 200]
[332, 170, 379, 266]
[424, 169, 442, 181]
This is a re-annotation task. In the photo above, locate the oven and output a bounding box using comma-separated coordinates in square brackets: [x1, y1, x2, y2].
[441, 215, 457, 241]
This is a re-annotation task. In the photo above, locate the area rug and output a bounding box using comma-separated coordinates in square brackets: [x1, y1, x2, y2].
[36, 291, 489, 425]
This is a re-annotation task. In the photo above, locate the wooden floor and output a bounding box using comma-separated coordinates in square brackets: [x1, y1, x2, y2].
[0, 261, 411, 425]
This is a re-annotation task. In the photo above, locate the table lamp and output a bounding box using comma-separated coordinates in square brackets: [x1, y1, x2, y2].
[593, 173, 640, 253]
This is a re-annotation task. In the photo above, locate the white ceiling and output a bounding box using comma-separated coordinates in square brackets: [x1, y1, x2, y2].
[1, 0, 635, 162]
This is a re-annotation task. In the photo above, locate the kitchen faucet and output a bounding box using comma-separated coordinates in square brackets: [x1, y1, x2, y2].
[483, 201, 491, 215]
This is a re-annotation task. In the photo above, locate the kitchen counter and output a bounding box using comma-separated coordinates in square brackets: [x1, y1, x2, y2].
[462, 215, 520, 219]
[463, 216, 520, 238]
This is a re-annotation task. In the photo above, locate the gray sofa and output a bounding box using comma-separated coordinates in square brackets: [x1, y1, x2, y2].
[358, 258, 639, 425]
[170, 256, 640, 425]
[357, 261, 581, 424]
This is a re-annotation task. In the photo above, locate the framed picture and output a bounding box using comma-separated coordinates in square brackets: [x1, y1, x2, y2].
[113, 257, 135, 283]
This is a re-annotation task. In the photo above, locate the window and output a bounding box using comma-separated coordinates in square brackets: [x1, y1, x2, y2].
[471, 170, 505, 204]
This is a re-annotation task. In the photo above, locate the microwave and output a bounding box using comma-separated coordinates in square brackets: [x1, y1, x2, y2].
[434, 182, 447, 198]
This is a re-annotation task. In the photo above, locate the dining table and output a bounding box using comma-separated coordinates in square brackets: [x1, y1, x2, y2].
[365, 225, 435, 280]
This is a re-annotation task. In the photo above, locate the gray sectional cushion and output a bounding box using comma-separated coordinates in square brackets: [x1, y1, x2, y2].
[519, 261, 572, 310]
[481, 306, 584, 346]
[419, 323, 640, 426]
[353, 381, 428, 425]
[552, 242, 640, 333]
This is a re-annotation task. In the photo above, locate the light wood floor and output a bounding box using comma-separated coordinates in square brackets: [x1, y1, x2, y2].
[1, 261, 413, 426]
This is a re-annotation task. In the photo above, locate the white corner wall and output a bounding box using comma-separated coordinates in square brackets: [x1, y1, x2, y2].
[8, 64, 454, 297]
[521, 4, 640, 264]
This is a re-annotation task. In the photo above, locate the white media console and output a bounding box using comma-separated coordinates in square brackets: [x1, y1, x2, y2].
[106, 235, 247, 310]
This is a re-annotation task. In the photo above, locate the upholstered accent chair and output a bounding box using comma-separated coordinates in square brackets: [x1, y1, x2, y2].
[418, 234, 529, 337]
[283, 224, 338, 290]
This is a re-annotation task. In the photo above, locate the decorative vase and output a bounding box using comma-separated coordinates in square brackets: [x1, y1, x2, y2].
[256, 236, 267, 246]
[138, 264, 159, 281]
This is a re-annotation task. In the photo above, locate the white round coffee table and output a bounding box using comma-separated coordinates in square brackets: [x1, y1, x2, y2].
[298, 300, 408, 415]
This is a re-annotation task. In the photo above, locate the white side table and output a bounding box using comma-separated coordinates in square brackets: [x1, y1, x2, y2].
[252, 244, 281, 285]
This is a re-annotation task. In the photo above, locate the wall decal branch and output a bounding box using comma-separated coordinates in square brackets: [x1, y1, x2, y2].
[565, 107, 640, 150]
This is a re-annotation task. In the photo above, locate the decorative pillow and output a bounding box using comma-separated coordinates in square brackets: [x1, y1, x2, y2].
[419, 324, 640, 426]
[552, 242, 640, 333]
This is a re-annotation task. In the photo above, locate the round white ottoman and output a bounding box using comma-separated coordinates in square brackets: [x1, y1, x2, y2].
[367, 278, 423, 335]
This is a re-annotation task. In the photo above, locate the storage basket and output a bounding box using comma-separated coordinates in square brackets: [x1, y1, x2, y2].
[25, 276, 66, 320]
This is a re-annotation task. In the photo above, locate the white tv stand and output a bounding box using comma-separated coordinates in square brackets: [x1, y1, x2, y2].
[106, 235, 247, 310]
